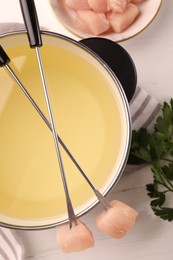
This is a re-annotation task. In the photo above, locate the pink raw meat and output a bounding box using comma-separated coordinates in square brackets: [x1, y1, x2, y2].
[56, 219, 94, 253]
[88, 0, 110, 13]
[109, 0, 130, 13]
[75, 10, 110, 35]
[108, 3, 140, 33]
[96, 200, 138, 239]
[64, 0, 90, 10]
[131, 0, 146, 3]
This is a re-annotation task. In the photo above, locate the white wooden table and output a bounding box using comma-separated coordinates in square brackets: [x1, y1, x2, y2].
[0, 0, 173, 259]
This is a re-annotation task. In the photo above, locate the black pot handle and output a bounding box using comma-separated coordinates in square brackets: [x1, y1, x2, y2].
[79, 37, 137, 103]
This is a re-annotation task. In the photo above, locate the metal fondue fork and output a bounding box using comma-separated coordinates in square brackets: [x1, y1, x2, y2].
[0, 46, 110, 212]
[0, 1, 110, 216]
[19, 0, 76, 228]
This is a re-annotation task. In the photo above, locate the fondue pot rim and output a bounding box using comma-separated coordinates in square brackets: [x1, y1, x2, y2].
[0, 30, 131, 230]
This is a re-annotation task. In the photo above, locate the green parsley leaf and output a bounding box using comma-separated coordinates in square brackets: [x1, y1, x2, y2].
[154, 101, 173, 140]
[152, 207, 173, 221]
[128, 99, 173, 221]
[162, 164, 173, 181]
[128, 128, 152, 163]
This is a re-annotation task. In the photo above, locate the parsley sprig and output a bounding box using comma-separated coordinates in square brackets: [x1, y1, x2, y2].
[128, 99, 173, 221]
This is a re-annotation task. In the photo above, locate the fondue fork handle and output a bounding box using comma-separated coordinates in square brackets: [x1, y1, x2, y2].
[0, 44, 110, 211]
[0, 45, 10, 66]
[19, 0, 77, 228]
[19, 0, 42, 48]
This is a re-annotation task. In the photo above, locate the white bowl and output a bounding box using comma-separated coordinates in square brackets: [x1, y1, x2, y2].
[49, 0, 162, 42]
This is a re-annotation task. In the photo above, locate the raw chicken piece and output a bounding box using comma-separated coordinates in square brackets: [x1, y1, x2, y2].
[75, 10, 110, 35]
[109, 0, 130, 13]
[108, 3, 140, 33]
[131, 0, 146, 3]
[56, 219, 94, 253]
[96, 200, 138, 239]
[64, 0, 90, 10]
[88, 0, 110, 13]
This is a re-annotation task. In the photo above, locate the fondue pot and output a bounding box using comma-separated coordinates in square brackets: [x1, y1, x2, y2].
[0, 29, 136, 230]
